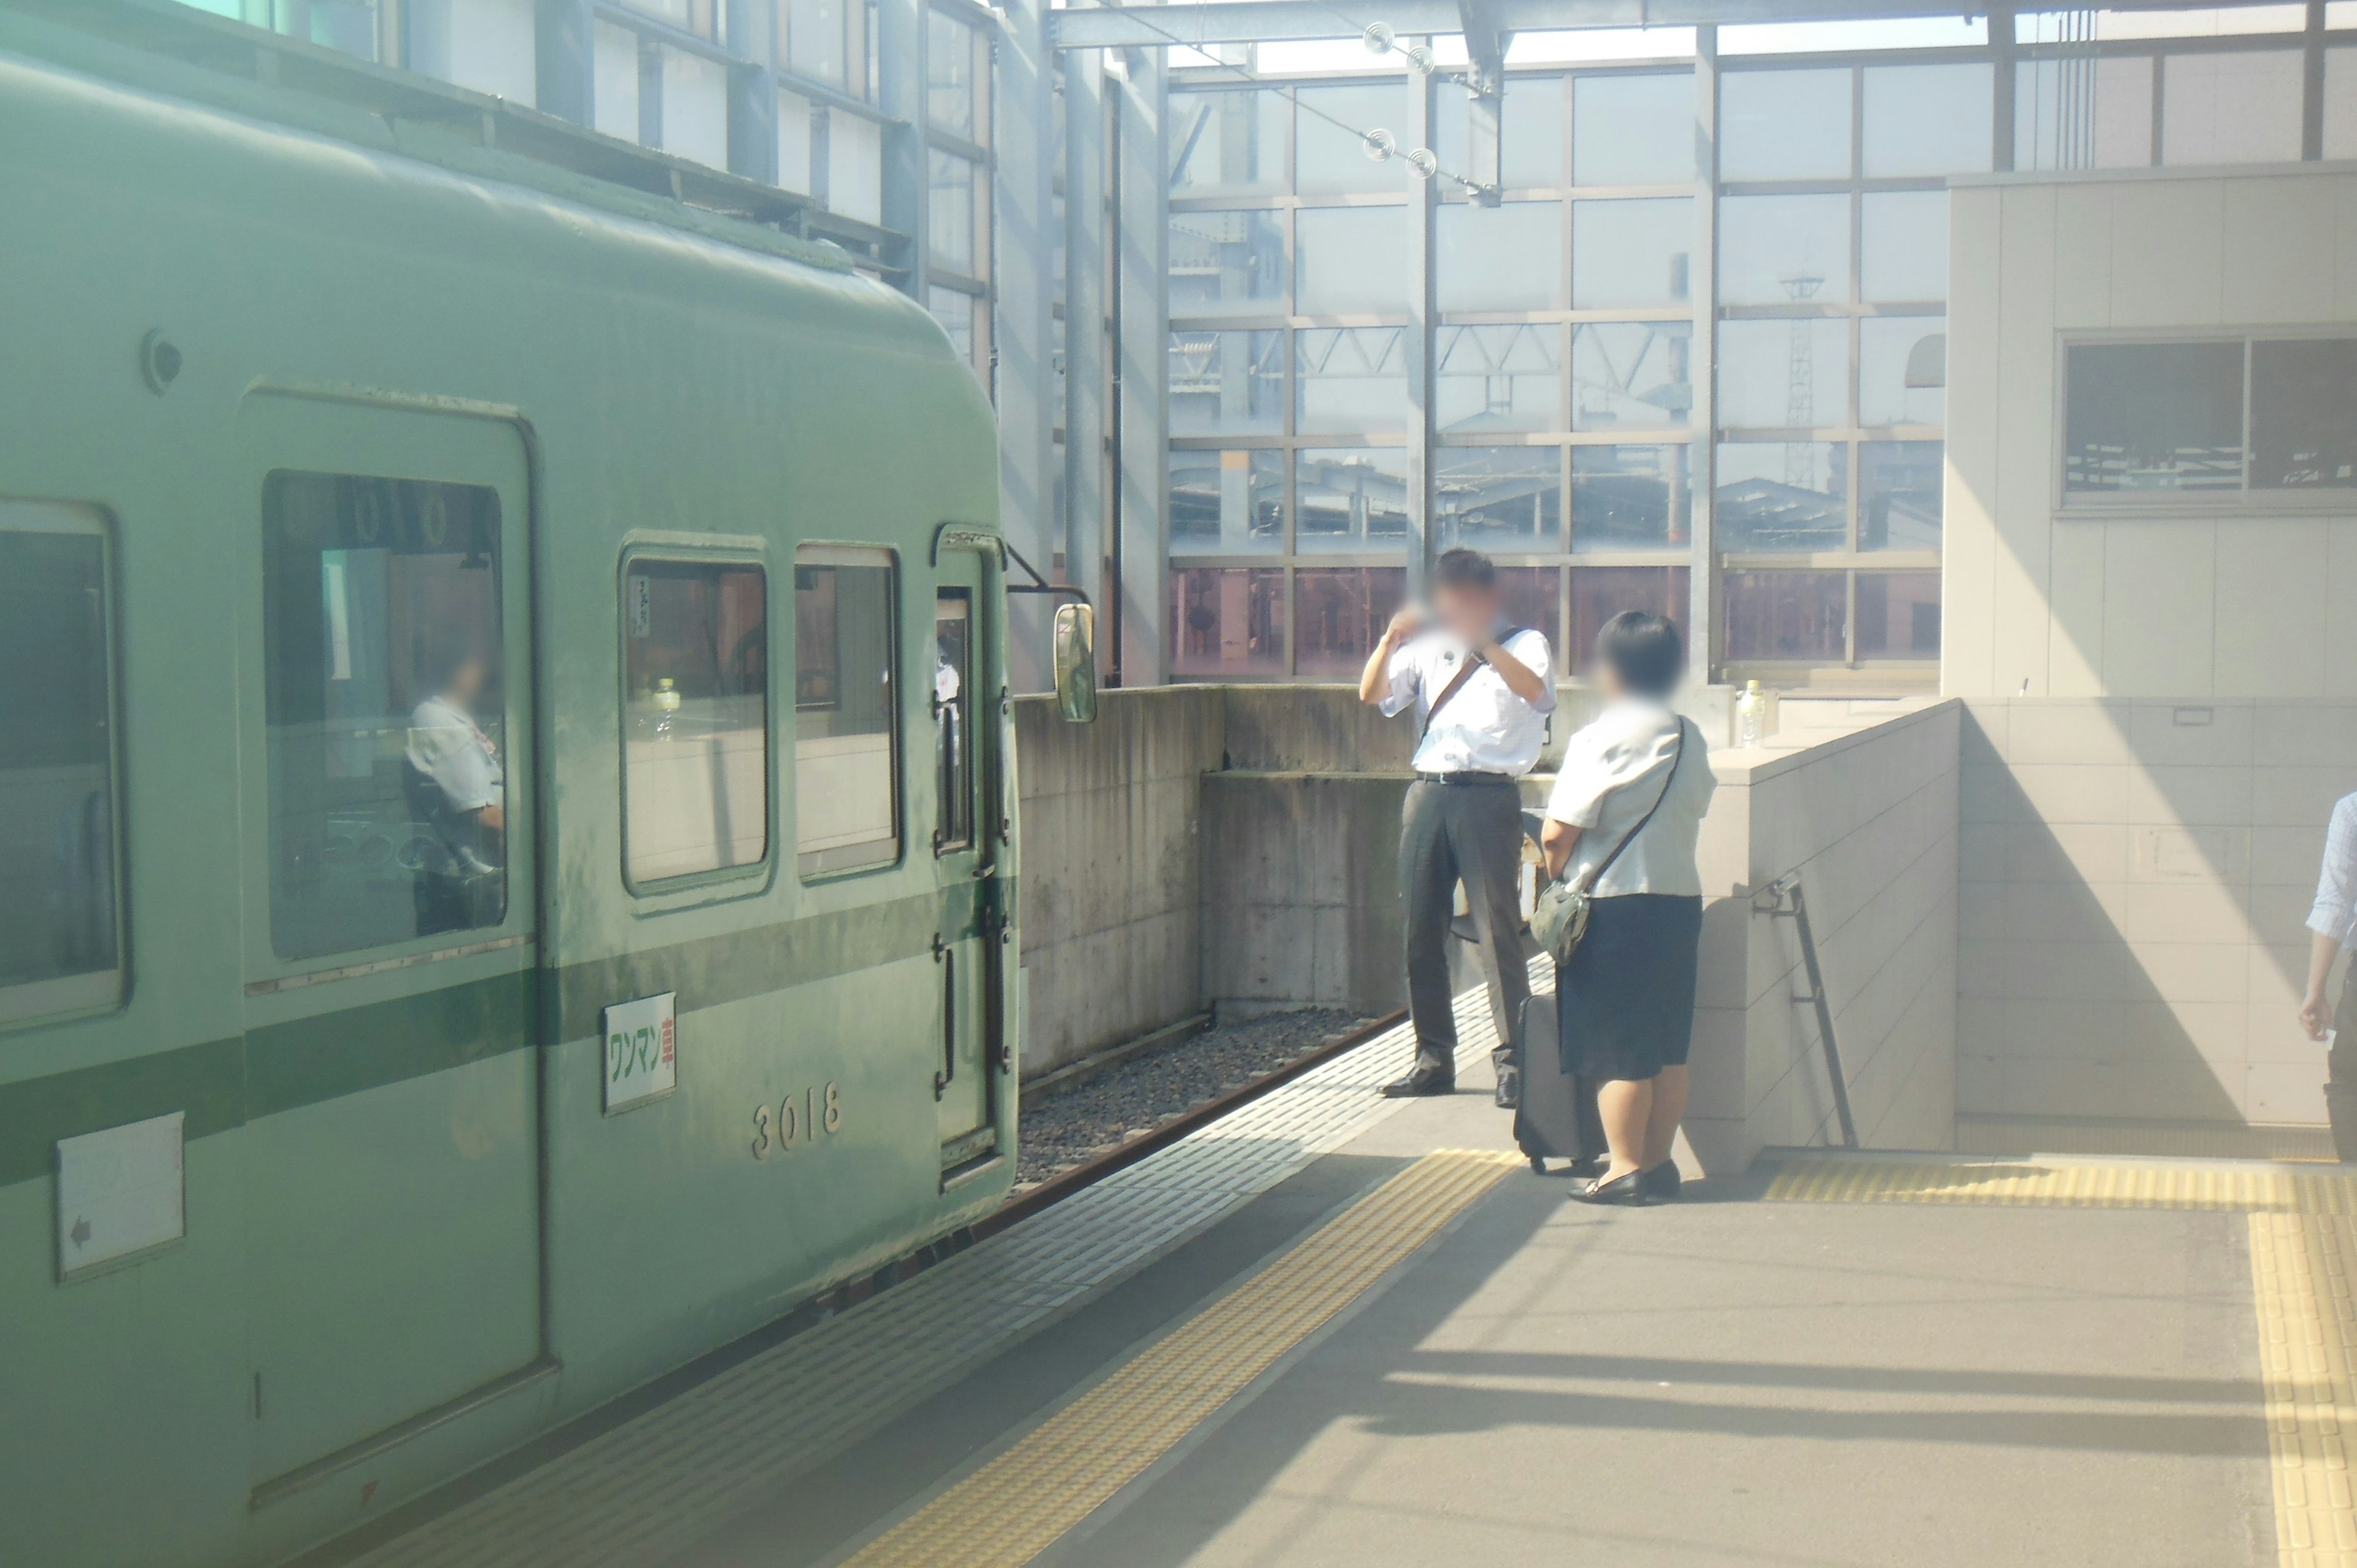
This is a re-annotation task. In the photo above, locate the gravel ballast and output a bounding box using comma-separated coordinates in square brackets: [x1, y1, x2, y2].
[1015, 1008, 1376, 1188]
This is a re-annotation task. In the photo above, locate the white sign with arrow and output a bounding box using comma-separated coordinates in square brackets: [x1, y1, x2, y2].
[57, 1111, 185, 1280]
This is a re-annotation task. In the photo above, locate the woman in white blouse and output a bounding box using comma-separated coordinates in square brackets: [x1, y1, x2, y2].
[2300, 790, 2357, 1161]
[1539, 612, 1716, 1204]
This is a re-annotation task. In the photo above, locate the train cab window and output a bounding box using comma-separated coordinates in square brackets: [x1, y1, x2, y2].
[0, 504, 122, 1026]
[263, 473, 507, 960]
[932, 592, 973, 854]
[622, 559, 770, 886]
[794, 546, 899, 877]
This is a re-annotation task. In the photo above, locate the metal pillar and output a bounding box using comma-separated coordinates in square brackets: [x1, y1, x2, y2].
[1063, 49, 1110, 676]
[1990, 6, 2016, 172]
[534, 0, 594, 127]
[1113, 48, 1169, 685]
[1458, 0, 1506, 206]
[879, 0, 929, 295]
[2305, 0, 2328, 161]
[999, 0, 1060, 690]
[1689, 24, 1719, 682]
[725, 0, 780, 185]
[1404, 42, 1438, 601]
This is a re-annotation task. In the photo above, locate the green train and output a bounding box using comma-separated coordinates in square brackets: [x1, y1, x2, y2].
[0, 7, 1091, 1564]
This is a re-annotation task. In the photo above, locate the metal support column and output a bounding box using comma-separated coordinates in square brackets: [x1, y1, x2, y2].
[1991, 6, 2016, 172]
[1064, 48, 1110, 676]
[534, 0, 595, 128]
[2305, 0, 2328, 161]
[1458, 0, 1506, 206]
[999, 0, 1061, 689]
[880, 0, 929, 295]
[1113, 48, 1169, 684]
[725, 0, 780, 185]
[1405, 42, 1438, 601]
[1688, 24, 1719, 682]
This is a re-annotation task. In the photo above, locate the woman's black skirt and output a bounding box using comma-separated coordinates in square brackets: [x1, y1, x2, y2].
[1557, 893, 1704, 1083]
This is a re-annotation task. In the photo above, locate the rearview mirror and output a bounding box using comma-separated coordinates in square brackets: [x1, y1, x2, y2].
[1053, 603, 1097, 724]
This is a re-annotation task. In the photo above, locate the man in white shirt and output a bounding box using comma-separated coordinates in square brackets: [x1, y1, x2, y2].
[1357, 548, 1555, 1103]
[2300, 790, 2357, 1161]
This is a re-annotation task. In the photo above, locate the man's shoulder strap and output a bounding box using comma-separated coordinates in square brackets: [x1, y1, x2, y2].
[1417, 627, 1533, 737]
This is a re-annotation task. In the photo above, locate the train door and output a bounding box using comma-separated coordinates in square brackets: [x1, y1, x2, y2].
[234, 395, 545, 1502]
[930, 560, 999, 1180]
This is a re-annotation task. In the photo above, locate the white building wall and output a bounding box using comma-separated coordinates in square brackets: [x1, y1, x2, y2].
[1945, 166, 2357, 1126]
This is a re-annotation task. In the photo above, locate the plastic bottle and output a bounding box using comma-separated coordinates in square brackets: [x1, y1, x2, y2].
[1736, 679, 1765, 749]
[651, 676, 682, 740]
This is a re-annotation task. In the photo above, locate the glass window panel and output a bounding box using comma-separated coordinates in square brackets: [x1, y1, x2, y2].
[1723, 571, 1848, 661]
[2250, 338, 2357, 489]
[2326, 48, 2357, 161]
[1438, 323, 1565, 434]
[1296, 83, 1403, 195]
[927, 11, 977, 139]
[408, 0, 538, 105]
[2014, 55, 2153, 171]
[1171, 329, 1283, 436]
[1297, 448, 1412, 552]
[1435, 76, 1566, 188]
[1295, 206, 1409, 316]
[1498, 566, 1561, 648]
[1716, 442, 1850, 551]
[1573, 71, 1695, 185]
[264, 473, 506, 960]
[592, 21, 640, 141]
[928, 149, 978, 274]
[2063, 341, 2245, 493]
[1720, 68, 1852, 181]
[1571, 320, 1693, 432]
[1438, 201, 1565, 312]
[1719, 317, 1848, 430]
[1295, 568, 1409, 678]
[1172, 566, 1287, 677]
[2163, 50, 2303, 165]
[624, 562, 768, 884]
[1860, 191, 1948, 304]
[1854, 571, 1941, 658]
[662, 47, 730, 168]
[930, 287, 975, 365]
[1568, 566, 1691, 673]
[787, 0, 848, 88]
[933, 593, 973, 852]
[778, 87, 815, 195]
[1860, 317, 1945, 427]
[794, 549, 897, 878]
[1571, 444, 1692, 551]
[828, 109, 884, 226]
[1860, 441, 1945, 550]
[1170, 210, 1285, 315]
[306, 0, 381, 60]
[1435, 446, 1563, 552]
[1170, 88, 1287, 195]
[1170, 449, 1285, 553]
[1860, 63, 1992, 176]
[0, 512, 120, 1024]
[1571, 196, 1693, 309]
[1296, 327, 1409, 434]
[1720, 193, 1851, 306]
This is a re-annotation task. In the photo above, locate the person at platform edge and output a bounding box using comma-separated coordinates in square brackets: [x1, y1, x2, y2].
[1357, 547, 1555, 1106]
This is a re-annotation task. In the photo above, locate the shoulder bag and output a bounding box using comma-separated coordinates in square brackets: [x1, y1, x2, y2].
[1528, 717, 1687, 965]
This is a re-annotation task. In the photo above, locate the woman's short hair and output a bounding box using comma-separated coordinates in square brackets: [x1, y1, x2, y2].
[1595, 611, 1683, 699]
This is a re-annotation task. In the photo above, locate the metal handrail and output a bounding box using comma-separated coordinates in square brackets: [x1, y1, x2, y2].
[1754, 873, 1860, 1150]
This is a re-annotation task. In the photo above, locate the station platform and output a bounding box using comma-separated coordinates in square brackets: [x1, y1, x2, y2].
[320, 968, 2342, 1568]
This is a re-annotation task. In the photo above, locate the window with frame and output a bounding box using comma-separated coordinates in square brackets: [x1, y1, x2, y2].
[2064, 336, 2357, 498]
[795, 546, 900, 876]
[624, 559, 770, 887]
[263, 473, 507, 960]
[932, 592, 974, 854]
[0, 505, 122, 1026]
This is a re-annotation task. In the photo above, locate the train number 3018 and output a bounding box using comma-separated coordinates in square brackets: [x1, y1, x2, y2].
[752, 1084, 843, 1160]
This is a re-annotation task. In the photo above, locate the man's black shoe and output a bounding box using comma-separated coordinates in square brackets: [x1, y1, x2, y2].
[1380, 1060, 1457, 1098]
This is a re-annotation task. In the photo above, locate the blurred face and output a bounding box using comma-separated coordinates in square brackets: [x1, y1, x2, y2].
[1431, 581, 1501, 644]
[446, 654, 487, 706]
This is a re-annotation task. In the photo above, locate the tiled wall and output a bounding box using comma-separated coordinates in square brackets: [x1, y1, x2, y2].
[1956, 698, 2356, 1125]
[1684, 702, 1962, 1172]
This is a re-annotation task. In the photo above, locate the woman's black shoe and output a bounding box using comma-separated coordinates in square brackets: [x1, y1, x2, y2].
[1569, 1170, 1651, 1205]
[1380, 1061, 1456, 1098]
[1639, 1162, 1684, 1201]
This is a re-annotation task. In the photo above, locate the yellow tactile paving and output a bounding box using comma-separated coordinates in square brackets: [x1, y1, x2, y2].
[840, 1149, 1521, 1568]
[1769, 1155, 2357, 1566]
[1956, 1115, 2338, 1164]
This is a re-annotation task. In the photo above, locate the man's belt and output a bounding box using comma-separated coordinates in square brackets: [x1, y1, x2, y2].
[1414, 770, 1514, 785]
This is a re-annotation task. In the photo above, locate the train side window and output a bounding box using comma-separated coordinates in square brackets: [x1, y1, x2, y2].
[0, 504, 123, 1027]
[932, 591, 973, 854]
[262, 472, 508, 960]
[622, 558, 770, 887]
[794, 545, 900, 878]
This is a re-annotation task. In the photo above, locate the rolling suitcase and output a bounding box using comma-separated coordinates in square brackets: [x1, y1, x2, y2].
[1513, 991, 1606, 1175]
